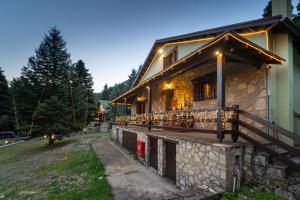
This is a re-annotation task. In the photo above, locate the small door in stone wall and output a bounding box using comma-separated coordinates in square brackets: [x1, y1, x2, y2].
[122, 131, 137, 155]
[165, 141, 176, 182]
[149, 137, 158, 170]
[116, 129, 119, 143]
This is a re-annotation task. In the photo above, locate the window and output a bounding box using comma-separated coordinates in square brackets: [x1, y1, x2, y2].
[163, 47, 178, 69]
[192, 73, 216, 101]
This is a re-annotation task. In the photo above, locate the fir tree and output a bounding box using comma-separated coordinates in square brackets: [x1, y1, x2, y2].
[127, 68, 137, 88]
[73, 60, 95, 127]
[293, 1, 300, 29]
[0, 68, 14, 131]
[17, 27, 72, 136]
[263, 0, 272, 17]
[10, 77, 37, 135]
[34, 96, 71, 136]
[100, 84, 110, 100]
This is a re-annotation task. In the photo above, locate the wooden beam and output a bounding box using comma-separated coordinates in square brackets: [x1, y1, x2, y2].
[147, 86, 152, 114]
[217, 54, 225, 142]
[224, 52, 261, 67]
[124, 98, 127, 116]
[147, 86, 152, 131]
[113, 103, 117, 123]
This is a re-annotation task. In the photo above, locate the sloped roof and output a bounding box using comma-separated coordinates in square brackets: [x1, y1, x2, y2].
[111, 31, 285, 103]
[132, 15, 300, 88]
[99, 100, 111, 110]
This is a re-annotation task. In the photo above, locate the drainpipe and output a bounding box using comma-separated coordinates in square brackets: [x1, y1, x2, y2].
[265, 65, 272, 134]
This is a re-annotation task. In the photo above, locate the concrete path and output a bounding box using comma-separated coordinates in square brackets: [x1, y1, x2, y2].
[92, 139, 179, 200]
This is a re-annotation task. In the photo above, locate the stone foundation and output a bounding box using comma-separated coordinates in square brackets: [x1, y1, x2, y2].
[176, 140, 244, 192]
[112, 126, 244, 193]
[112, 126, 299, 199]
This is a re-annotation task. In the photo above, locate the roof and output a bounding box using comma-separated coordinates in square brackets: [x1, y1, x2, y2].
[132, 15, 300, 88]
[111, 31, 285, 103]
[98, 100, 111, 110]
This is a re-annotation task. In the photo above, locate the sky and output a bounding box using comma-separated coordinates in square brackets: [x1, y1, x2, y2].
[0, 0, 298, 92]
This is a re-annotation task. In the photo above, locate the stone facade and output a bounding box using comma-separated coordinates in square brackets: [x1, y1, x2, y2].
[157, 139, 166, 176]
[176, 140, 244, 192]
[112, 126, 244, 193]
[242, 145, 300, 200]
[132, 62, 268, 122]
[112, 126, 299, 199]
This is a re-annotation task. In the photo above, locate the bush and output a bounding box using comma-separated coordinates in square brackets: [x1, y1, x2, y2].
[221, 185, 286, 200]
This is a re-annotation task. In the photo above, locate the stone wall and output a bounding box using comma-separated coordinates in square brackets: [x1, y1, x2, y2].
[111, 126, 299, 199]
[176, 140, 244, 192]
[132, 62, 267, 121]
[112, 126, 149, 163]
[157, 139, 166, 176]
[242, 145, 300, 200]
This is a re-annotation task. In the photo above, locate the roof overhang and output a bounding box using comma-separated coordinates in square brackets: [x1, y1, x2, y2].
[132, 15, 300, 88]
[111, 31, 285, 103]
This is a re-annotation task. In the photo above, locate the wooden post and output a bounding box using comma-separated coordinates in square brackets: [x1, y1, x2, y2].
[113, 103, 117, 123]
[217, 53, 225, 142]
[147, 86, 152, 131]
[231, 104, 239, 142]
[124, 98, 127, 127]
[124, 98, 127, 116]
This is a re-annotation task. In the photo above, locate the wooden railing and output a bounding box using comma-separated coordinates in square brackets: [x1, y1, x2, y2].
[115, 106, 300, 169]
[235, 109, 300, 169]
[115, 107, 235, 134]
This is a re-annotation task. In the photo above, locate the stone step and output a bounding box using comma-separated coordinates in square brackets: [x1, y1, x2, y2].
[290, 157, 300, 165]
[266, 144, 289, 155]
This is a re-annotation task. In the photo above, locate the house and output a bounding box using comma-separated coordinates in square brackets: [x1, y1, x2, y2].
[110, 0, 300, 195]
[88, 100, 111, 133]
[95, 100, 111, 122]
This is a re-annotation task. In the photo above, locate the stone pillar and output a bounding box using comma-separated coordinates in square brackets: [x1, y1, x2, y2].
[157, 139, 166, 176]
[145, 135, 150, 165]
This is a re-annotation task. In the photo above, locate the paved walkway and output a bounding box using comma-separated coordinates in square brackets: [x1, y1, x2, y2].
[92, 139, 179, 200]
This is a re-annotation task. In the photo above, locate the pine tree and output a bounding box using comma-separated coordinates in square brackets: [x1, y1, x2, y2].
[10, 77, 37, 135]
[293, 1, 300, 29]
[0, 68, 14, 131]
[73, 60, 95, 127]
[263, 0, 272, 17]
[127, 69, 137, 88]
[34, 96, 71, 135]
[18, 27, 72, 136]
[100, 84, 110, 100]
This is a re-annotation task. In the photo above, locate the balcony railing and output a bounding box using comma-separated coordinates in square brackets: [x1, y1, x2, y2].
[115, 107, 236, 133]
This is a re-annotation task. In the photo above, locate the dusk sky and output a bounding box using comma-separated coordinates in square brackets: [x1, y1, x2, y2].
[0, 0, 298, 92]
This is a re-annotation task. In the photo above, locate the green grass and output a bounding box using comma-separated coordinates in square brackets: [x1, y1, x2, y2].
[0, 133, 113, 200]
[221, 185, 286, 200]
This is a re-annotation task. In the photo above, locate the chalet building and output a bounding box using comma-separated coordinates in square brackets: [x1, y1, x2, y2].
[111, 0, 300, 196]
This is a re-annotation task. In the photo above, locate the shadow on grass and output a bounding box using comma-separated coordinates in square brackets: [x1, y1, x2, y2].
[23, 139, 77, 155]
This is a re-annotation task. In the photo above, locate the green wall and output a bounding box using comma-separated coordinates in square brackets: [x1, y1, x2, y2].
[294, 47, 300, 136]
[268, 33, 294, 145]
[141, 33, 266, 82]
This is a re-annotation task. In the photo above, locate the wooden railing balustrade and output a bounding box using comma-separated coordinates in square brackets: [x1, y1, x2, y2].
[115, 107, 235, 134]
[115, 105, 300, 169]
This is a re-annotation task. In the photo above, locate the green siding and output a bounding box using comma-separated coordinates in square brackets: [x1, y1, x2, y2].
[294, 47, 300, 136]
[140, 33, 266, 82]
[268, 33, 294, 145]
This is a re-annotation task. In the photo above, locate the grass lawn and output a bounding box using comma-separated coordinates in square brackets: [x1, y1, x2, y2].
[0, 133, 113, 200]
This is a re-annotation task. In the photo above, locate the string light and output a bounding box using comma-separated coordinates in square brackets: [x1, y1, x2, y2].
[111, 32, 284, 104]
[140, 30, 269, 83]
[115, 108, 234, 130]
